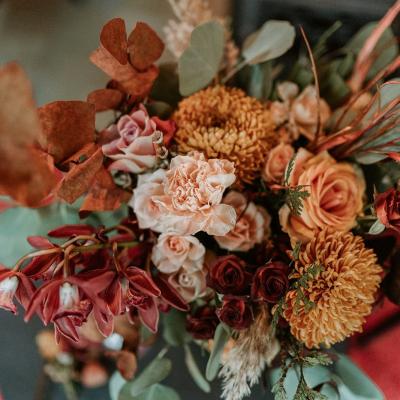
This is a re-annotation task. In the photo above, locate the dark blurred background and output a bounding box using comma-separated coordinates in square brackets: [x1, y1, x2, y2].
[0, 0, 395, 399]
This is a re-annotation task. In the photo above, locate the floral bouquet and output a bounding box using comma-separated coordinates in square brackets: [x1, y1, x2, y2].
[1, 0, 400, 399]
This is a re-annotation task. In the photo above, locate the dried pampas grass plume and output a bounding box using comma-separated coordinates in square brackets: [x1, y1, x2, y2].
[173, 85, 277, 185]
[283, 229, 382, 349]
[219, 307, 280, 400]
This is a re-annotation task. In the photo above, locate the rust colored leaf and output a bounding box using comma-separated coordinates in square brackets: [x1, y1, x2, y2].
[87, 88, 124, 112]
[100, 18, 128, 65]
[0, 62, 55, 206]
[90, 19, 160, 98]
[109, 350, 137, 381]
[128, 22, 164, 71]
[38, 101, 96, 164]
[79, 167, 131, 217]
[57, 147, 103, 203]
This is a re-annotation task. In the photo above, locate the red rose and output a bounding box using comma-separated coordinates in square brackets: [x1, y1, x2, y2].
[251, 261, 289, 303]
[375, 188, 400, 233]
[217, 297, 252, 330]
[186, 306, 219, 340]
[207, 255, 250, 295]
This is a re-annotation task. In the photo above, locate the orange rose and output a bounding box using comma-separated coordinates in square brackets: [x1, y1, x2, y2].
[279, 149, 365, 242]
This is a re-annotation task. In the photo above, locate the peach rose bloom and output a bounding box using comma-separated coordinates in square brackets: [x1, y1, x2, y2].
[262, 142, 295, 183]
[215, 191, 270, 251]
[131, 152, 237, 236]
[102, 105, 173, 173]
[151, 233, 205, 273]
[279, 148, 365, 242]
[271, 82, 331, 141]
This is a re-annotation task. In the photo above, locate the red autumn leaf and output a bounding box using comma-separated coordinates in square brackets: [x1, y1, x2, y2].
[38, 101, 96, 164]
[79, 167, 131, 218]
[100, 18, 128, 65]
[127, 22, 164, 71]
[0, 62, 55, 206]
[27, 236, 54, 250]
[87, 88, 124, 112]
[57, 147, 104, 203]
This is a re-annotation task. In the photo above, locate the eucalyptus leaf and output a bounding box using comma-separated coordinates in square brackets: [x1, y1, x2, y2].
[178, 21, 224, 96]
[162, 309, 191, 346]
[205, 323, 230, 381]
[242, 20, 295, 65]
[184, 345, 211, 393]
[121, 384, 180, 400]
[368, 219, 386, 235]
[247, 62, 273, 100]
[110, 372, 127, 400]
[119, 357, 172, 398]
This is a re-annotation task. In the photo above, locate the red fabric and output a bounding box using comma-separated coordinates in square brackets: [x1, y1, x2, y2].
[348, 300, 400, 400]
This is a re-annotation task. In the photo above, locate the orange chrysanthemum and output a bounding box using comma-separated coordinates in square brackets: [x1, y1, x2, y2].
[283, 229, 382, 349]
[173, 85, 276, 184]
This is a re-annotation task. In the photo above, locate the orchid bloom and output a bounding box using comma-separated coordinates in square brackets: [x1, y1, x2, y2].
[25, 270, 115, 342]
[0, 266, 35, 314]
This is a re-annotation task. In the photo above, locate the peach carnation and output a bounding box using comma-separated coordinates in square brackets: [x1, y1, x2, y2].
[283, 229, 382, 348]
[131, 152, 236, 236]
[279, 148, 365, 242]
[262, 142, 294, 183]
[215, 191, 270, 251]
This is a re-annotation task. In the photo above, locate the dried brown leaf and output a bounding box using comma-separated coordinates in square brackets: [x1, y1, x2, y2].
[87, 88, 124, 112]
[57, 147, 103, 203]
[38, 101, 96, 164]
[0, 62, 55, 206]
[128, 22, 164, 71]
[100, 18, 128, 65]
[79, 167, 131, 217]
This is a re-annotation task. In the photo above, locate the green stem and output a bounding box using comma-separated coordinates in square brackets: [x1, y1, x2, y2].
[62, 381, 78, 400]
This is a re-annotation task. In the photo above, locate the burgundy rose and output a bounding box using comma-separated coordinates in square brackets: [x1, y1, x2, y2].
[186, 306, 219, 340]
[217, 297, 252, 330]
[375, 188, 400, 233]
[251, 261, 289, 303]
[207, 255, 250, 295]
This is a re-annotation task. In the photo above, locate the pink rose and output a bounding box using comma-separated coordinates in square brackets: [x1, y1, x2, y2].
[215, 191, 269, 251]
[102, 105, 175, 173]
[262, 142, 295, 183]
[167, 268, 208, 303]
[151, 233, 205, 273]
[279, 149, 365, 242]
[131, 152, 237, 235]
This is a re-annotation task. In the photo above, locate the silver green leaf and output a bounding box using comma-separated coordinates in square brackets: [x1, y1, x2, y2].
[125, 384, 180, 400]
[205, 323, 230, 381]
[184, 345, 211, 393]
[178, 21, 225, 96]
[242, 20, 295, 65]
[368, 219, 386, 235]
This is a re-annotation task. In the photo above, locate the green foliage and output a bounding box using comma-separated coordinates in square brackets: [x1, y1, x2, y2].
[285, 186, 310, 217]
[184, 345, 211, 393]
[346, 22, 398, 80]
[242, 20, 295, 65]
[205, 323, 231, 381]
[247, 62, 273, 100]
[178, 21, 225, 96]
[162, 309, 192, 347]
[119, 355, 172, 399]
[125, 384, 181, 400]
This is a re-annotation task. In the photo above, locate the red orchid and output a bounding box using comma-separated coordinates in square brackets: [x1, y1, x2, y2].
[0, 265, 35, 314]
[102, 264, 161, 333]
[25, 269, 114, 342]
